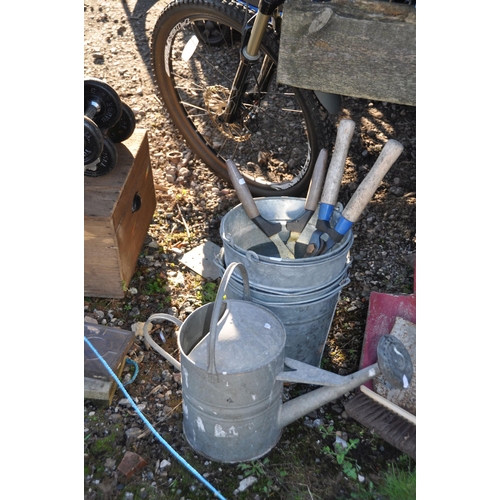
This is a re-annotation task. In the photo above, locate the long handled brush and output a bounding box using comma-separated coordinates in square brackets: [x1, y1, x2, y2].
[344, 383, 416, 459]
[344, 267, 416, 459]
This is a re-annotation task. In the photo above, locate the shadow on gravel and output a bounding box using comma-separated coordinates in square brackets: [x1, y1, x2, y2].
[120, 0, 162, 79]
[119, 0, 260, 82]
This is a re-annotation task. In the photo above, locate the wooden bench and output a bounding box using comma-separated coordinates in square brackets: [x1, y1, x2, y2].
[277, 0, 416, 106]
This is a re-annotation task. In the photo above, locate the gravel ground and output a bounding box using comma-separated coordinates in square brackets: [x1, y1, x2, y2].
[84, 1, 416, 498]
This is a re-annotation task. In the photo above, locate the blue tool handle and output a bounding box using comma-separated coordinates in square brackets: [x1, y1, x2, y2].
[317, 203, 334, 222]
[331, 215, 353, 242]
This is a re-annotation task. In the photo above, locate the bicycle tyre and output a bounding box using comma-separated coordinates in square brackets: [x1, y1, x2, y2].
[151, 0, 332, 197]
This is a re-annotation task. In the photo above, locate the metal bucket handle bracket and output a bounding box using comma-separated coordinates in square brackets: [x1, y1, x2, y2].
[143, 313, 183, 371]
[208, 261, 251, 377]
[246, 250, 261, 263]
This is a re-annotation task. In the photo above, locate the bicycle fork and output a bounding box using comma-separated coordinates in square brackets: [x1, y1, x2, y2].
[221, 0, 282, 124]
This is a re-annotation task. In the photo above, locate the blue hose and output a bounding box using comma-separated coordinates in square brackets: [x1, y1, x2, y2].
[84, 336, 227, 500]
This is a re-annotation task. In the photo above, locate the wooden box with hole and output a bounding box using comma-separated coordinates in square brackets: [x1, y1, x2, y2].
[84, 129, 156, 298]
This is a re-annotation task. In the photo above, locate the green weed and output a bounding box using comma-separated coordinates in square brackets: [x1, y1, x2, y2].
[89, 434, 117, 456]
[195, 281, 219, 304]
[237, 458, 277, 495]
[201, 282, 218, 303]
[319, 424, 361, 480]
[144, 276, 168, 295]
[237, 457, 269, 478]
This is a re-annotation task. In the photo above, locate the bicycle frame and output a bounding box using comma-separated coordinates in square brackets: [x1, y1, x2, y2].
[222, 0, 340, 123]
[221, 0, 283, 123]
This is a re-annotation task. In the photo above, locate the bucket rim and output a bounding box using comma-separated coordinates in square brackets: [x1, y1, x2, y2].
[220, 197, 353, 265]
[218, 258, 351, 297]
[225, 273, 351, 305]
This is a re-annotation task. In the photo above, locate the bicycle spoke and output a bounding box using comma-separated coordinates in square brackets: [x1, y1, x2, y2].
[151, 0, 329, 195]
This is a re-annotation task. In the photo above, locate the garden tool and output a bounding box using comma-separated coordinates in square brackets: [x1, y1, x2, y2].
[226, 159, 295, 259]
[305, 139, 404, 257]
[284, 148, 328, 255]
[304, 119, 356, 255]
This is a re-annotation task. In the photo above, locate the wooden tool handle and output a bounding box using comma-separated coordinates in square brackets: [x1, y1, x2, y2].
[304, 148, 328, 211]
[343, 139, 404, 223]
[320, 119, 356, 205]
[226, 159, 260, 220]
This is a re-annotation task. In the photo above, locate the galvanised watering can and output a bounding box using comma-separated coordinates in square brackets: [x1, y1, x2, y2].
[144, 262, 412, 463]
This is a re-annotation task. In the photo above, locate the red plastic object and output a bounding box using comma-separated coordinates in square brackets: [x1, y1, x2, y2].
[359, 264, 416, 390]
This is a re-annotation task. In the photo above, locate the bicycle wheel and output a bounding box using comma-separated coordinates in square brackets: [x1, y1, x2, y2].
[151, 0, 331, 197]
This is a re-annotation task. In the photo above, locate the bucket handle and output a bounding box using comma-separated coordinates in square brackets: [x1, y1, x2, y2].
[213, 249, 225, 277]
[223, 232, 236, 249]
[207, 261, 251, 378]
[143, 313, 183, 371]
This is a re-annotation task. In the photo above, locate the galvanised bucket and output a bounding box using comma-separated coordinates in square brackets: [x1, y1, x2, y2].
[218, 197, 353, 367]
[219, 259, 350, 367]
[220, 197, 353, 291]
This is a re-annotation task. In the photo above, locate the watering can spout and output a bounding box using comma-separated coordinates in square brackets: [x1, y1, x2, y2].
[277, 362, 381, 430]
[277, 333, 414, 430]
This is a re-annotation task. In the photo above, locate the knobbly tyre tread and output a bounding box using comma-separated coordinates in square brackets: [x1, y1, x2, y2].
[150, 0, 333, 197]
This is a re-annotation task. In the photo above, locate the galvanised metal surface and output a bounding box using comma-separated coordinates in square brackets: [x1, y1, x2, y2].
[223, 265, 351, 367]
[215, 252, 350, 301]
[220, 197, 353, 291]
[178, 263, 287, 463]
[147, 263, 397, 463]
[220, 199, 353, 366]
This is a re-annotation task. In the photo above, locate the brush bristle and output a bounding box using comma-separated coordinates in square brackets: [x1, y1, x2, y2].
[344, 392, 416, 459]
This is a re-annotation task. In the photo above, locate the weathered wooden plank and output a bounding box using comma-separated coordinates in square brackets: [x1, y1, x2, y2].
[277, 0, 416, 106]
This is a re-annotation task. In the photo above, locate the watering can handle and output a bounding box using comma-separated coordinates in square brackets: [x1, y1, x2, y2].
[208, 261, 251, 376]
[143, 313, 183, 371]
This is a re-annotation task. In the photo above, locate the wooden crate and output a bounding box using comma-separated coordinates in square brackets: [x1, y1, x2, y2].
[277, 0, 416, 106]
[84, 129, 156, 298]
